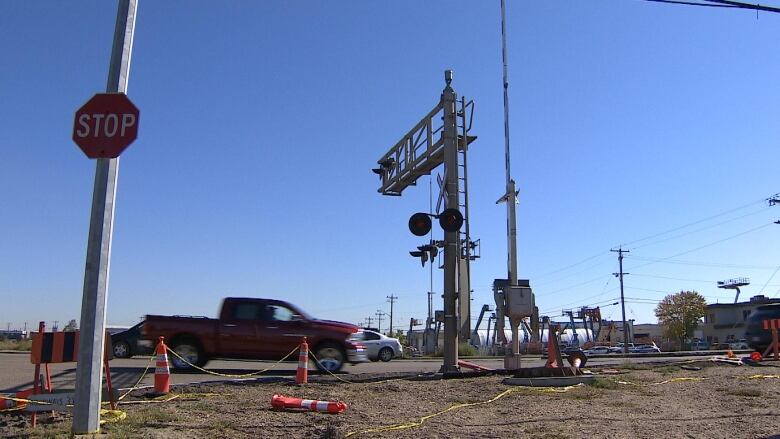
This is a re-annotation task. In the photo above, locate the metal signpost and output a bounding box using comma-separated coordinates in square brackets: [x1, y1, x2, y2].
[71, 0, 138, 433]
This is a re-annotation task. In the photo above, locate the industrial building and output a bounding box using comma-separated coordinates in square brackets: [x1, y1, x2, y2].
[698, 295, 780, 345]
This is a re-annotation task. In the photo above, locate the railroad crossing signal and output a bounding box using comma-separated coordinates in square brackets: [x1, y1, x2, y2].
[438, 208, 463, 232]
[409, 213, 432, 236]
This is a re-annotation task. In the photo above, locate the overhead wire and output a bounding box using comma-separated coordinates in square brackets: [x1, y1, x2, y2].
[618, 196, 769, 248]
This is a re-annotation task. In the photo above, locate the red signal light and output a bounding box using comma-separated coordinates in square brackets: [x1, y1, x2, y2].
[438, 208, 464, 232]
[409, 213, 432, 236]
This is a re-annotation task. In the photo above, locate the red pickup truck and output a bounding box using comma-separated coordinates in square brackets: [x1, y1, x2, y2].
[143, 297, 367, 372]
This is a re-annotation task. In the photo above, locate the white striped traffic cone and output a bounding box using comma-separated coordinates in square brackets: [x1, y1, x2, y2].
[271, 394, 347, 414]
[153, 336, 171, 395]
[296, 337, 308, 384]
[0, 388, 33, 411]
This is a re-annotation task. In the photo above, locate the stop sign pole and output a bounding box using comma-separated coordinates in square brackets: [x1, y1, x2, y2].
[72, 0, 137, 434]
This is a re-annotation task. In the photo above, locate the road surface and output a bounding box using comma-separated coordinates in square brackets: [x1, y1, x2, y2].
[0, 352, 715, 393]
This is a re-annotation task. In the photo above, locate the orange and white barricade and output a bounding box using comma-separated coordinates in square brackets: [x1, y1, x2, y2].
[296, 337, 309, 384]
[28, 321, 116, 427]
[152, 337, 171, 395]
[271, 394, 347, 414]
[0, 389, 33, 411]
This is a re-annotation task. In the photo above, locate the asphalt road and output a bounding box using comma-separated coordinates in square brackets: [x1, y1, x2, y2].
[0, 352, 716, 393]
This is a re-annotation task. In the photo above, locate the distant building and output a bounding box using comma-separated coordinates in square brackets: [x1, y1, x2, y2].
[700, 295, 780, 344]
[0, 330, 28, 340]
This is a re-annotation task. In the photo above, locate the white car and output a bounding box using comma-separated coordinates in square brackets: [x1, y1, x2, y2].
[584, 346, 621, 356]
[630, 344, 662, 353]
[352, 330, 403, 362]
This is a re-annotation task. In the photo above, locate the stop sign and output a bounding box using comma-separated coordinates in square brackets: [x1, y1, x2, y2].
[72, 93, 139, 159]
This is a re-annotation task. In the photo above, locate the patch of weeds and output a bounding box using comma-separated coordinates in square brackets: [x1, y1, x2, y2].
[207, 419, 237, 434]
[525, 425, 566, 439]
[728, 388, 762, 398]
[24, 421, 71, 439]
[619, 362, 651, 370]
[102, 407, 179, 438]
[655, 365, 679, 375]
[589, 377, 620, 389]
[185, 401, 212, 413]
[560, 386, 601, 401]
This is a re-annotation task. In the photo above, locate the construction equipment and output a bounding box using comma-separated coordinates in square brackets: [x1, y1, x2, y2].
[471, 304, 491, 346]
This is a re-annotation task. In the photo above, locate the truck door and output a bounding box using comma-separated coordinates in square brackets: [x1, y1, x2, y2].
[257, 303, 307, 358]
[219, 302, 271, 357]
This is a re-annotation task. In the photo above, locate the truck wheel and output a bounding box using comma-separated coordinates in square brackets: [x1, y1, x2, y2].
[113, 341, 131, 359]
[170, 338, 207, 371]
[379, 347, 394, 362]
[314, 343, 345, 373]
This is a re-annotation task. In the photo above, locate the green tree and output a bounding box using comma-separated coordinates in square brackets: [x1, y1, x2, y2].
[654, 290, 707, 347]
[63, 319, 78, 332]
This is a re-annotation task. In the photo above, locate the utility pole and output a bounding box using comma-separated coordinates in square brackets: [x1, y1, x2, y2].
[375, 310, 385, 333]
[366, 316, 373, 328]
[612, 247, 630, 354]
[387, 295, 398, 334]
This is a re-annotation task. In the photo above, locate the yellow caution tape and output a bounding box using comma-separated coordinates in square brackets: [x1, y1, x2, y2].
[745, 374, 780, 380]
[617, 377, 706, 387]
[166, 345, 300, 378]
[100, 409, 127, 424]
[345, 383, 582, 437]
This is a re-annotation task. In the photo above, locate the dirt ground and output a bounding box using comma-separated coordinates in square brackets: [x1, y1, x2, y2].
[3, 360, 780, 439]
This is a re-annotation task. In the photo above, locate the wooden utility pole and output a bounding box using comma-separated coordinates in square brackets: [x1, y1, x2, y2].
[387, 295, 398, 334]
[612, 247, 630, 354]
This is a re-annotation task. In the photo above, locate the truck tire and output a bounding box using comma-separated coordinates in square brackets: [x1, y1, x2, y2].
[314, 342, 346, 373]
[170, 337, 207, 371]
[113, 341, 131, 359]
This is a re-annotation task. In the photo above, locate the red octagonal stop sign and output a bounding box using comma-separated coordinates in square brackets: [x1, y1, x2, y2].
[72, 93, 140, 159]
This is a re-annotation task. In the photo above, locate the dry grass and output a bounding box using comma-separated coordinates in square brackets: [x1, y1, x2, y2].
[0, 339, 32, 351]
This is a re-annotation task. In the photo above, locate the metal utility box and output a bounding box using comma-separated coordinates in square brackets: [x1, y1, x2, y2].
[505, 286, 534, 318]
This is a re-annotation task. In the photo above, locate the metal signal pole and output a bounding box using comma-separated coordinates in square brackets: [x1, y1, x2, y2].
[612, 247, 630, 354]
[73, 0, 137, 434]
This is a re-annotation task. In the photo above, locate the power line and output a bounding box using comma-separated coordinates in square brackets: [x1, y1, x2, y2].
[619, 197, 769, 249]
[533, 252, 611, 280]
[629, 222, 774, 271]
[640, 0, 780, 13]
[641, 0, 735, 8]
[630, 256, 778, 270]
[630, 207, 770, 251]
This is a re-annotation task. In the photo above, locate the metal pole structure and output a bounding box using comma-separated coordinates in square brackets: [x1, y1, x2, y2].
[458, 96, 472, 341]
[500, 0, 518, 286]
[440, 70, 460, 374]
[612, 247, 630, 354]
[387, 295, 398, 334]
[72, 0, 137, 434]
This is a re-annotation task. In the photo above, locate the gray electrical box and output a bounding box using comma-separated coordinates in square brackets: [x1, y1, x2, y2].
[505, 286, 534, 318]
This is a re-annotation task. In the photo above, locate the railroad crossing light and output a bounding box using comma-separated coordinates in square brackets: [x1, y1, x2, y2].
[410, 244, 437, 267]
[408, 212, 432, 236]
[438, 208, 464, 232]
[409, 249, 429, 266]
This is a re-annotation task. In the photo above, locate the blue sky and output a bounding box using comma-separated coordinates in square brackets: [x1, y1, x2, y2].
[2, 1, 780, 332]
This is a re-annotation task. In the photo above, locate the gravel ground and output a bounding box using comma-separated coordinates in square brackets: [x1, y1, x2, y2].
[2, 361, 780, 438]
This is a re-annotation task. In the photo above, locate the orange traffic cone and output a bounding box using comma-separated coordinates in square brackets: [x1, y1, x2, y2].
[153, 337, 171, 395]
[296, 337, 309, 384]
[271, 394, 347, 414]
[727, 349, 735, 359]
[0, 388, 33, 411]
